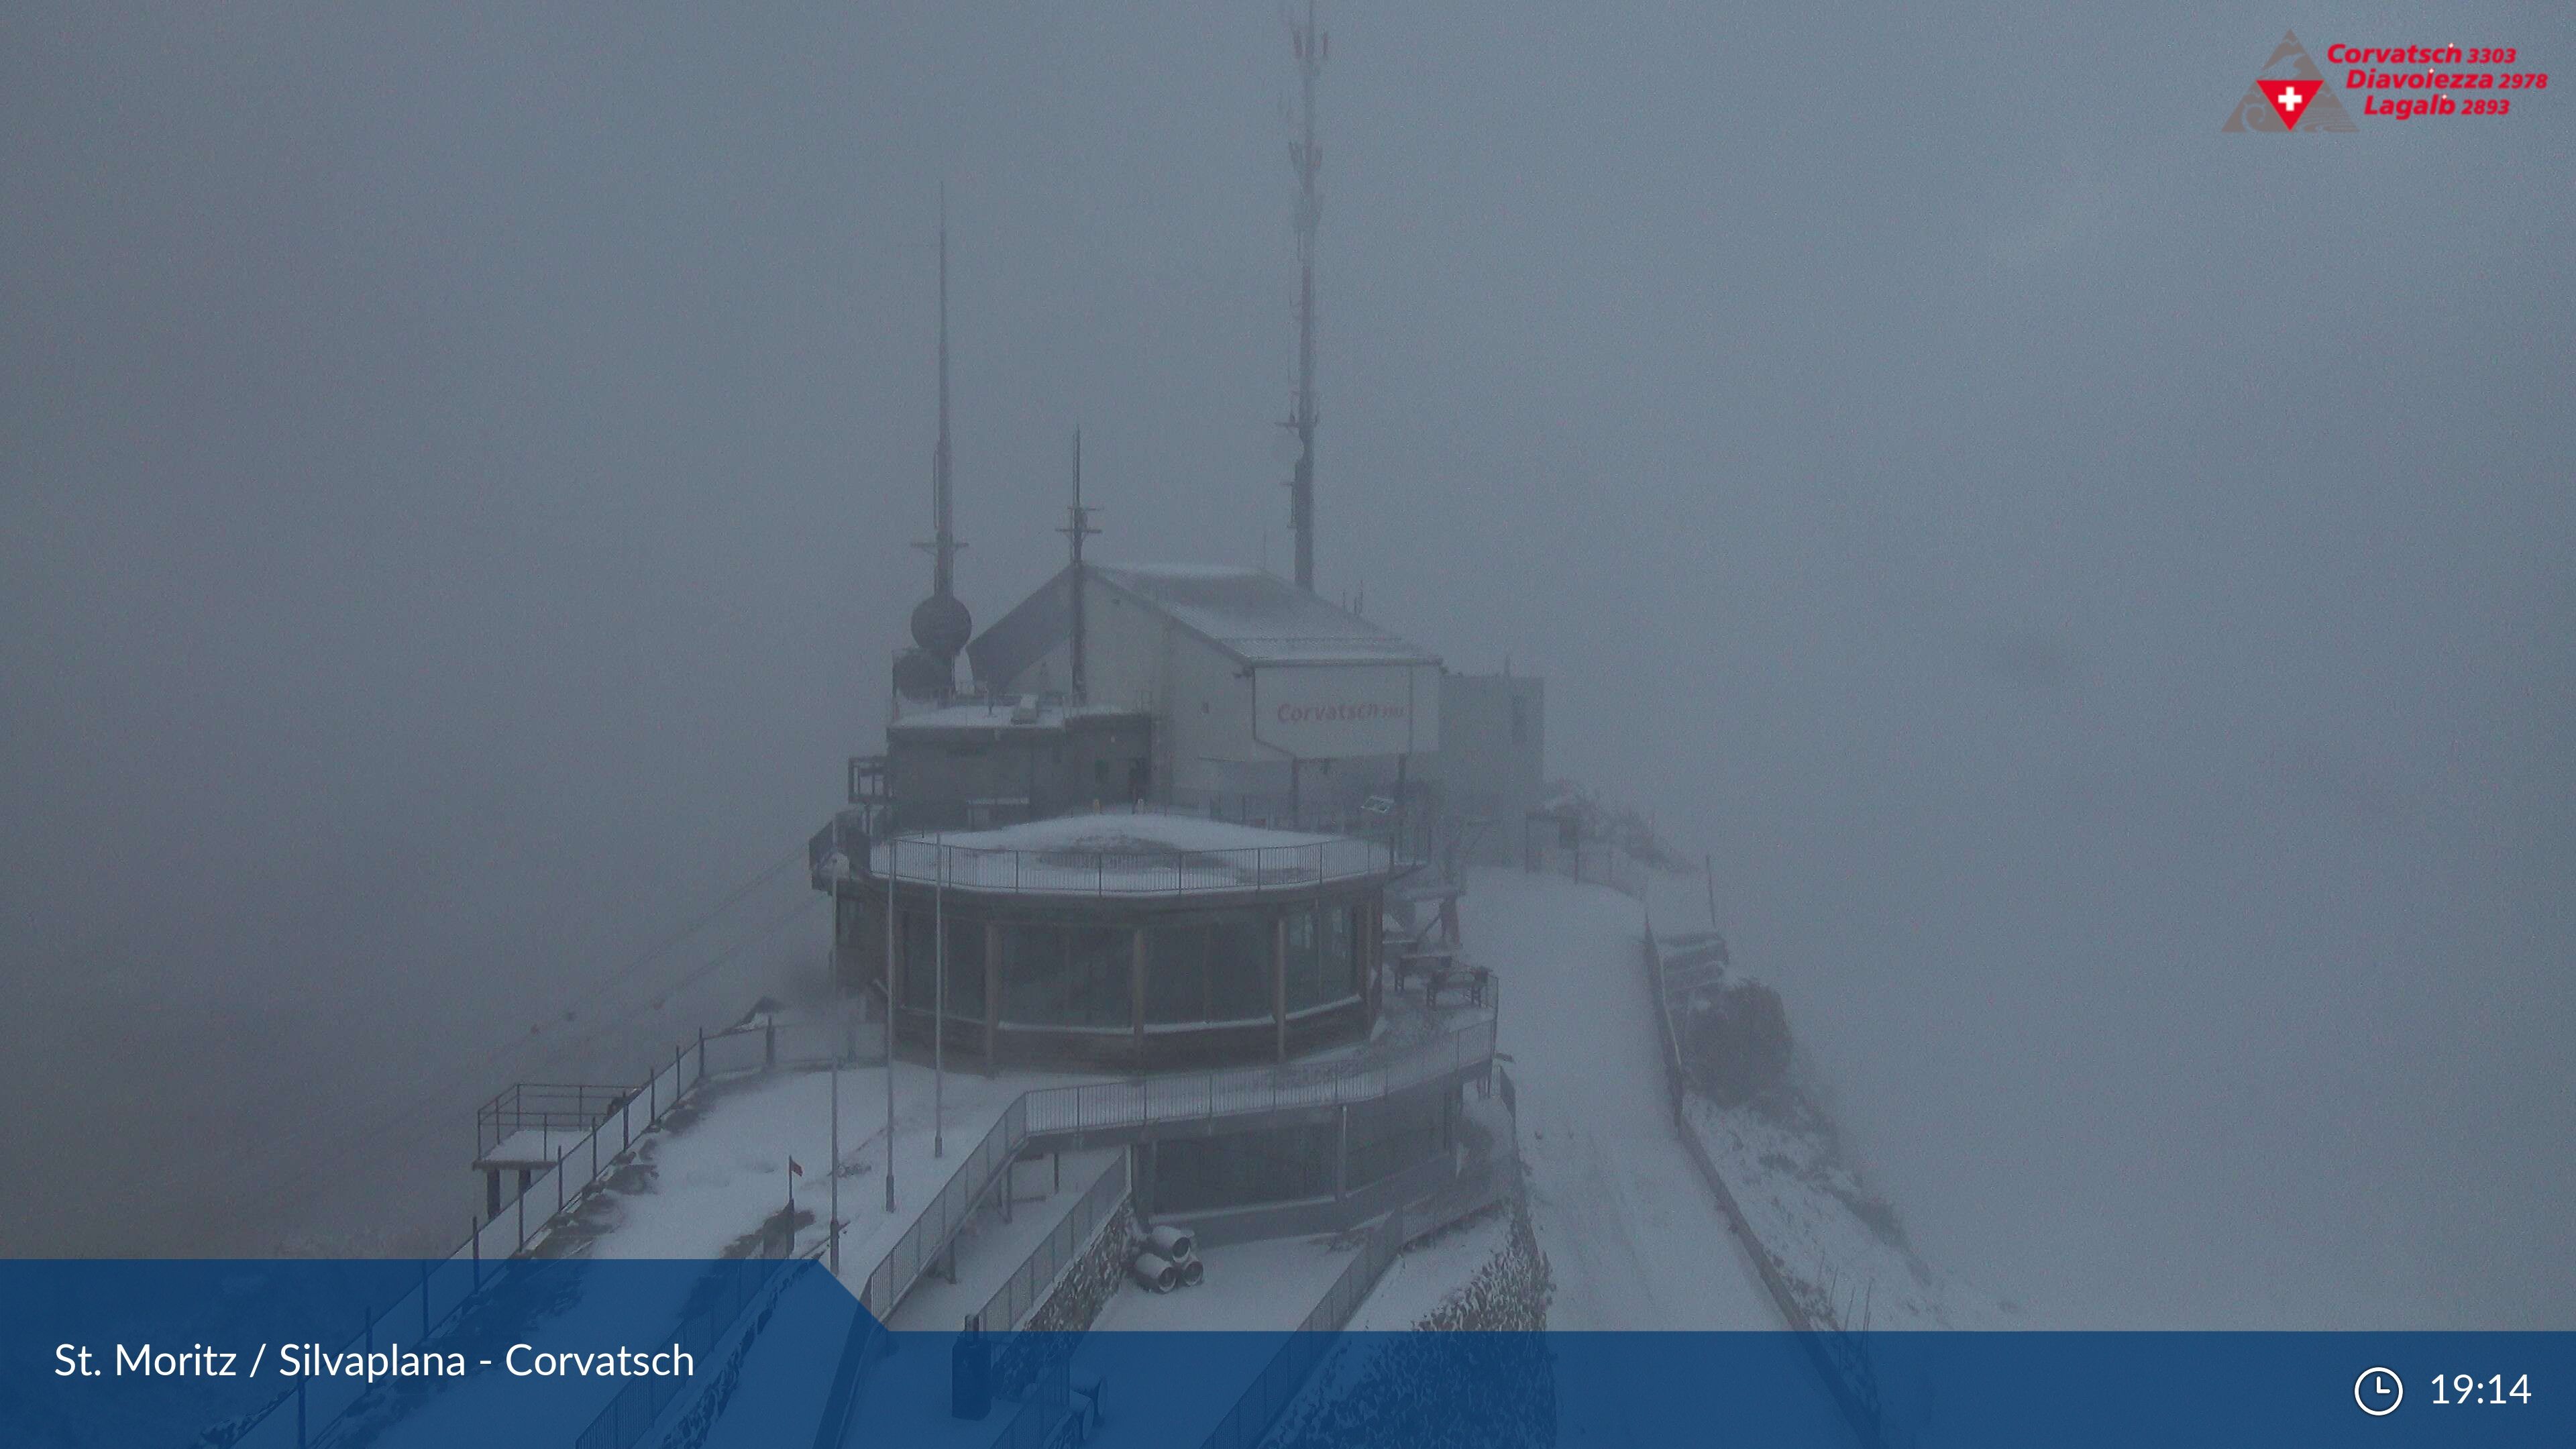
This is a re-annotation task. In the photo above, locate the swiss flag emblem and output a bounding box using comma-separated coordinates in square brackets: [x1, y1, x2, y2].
[2263, 79, 2322, 130]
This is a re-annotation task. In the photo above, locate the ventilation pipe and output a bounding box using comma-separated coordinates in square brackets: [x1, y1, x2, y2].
[1128, 1253, 1179, 1293]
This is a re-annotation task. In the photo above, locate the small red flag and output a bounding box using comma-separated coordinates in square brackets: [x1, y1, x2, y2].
[2263, 78, 2322, 130]
[789, 1158, 804, 1177]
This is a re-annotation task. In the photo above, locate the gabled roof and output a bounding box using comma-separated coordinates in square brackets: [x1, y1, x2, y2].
[966, 563, 1438, 688]
[963, 564, 1080, 692]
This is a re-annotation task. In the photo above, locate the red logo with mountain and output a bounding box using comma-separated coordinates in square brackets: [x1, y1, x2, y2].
[2262, 78, 2322, 129]
[2222, 32, 2357, 133]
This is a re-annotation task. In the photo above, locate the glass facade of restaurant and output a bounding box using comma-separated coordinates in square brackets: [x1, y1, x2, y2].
[836, 882, 1382, 1068]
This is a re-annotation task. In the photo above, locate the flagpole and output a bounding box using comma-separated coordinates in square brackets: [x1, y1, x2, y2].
[933, 830, 946, 1159]
[885, 826, 898, 1214]
[828, 1063, 841, 1275]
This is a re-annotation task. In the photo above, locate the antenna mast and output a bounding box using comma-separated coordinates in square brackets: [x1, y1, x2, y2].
[1057, 427, 1101, 702]
[1284, 1, 1326, 592]
[930, 201, 958, 598]
[902, 195, 972, 700]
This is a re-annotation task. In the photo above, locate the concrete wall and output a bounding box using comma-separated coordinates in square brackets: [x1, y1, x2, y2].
[994, 576, 1258, 801]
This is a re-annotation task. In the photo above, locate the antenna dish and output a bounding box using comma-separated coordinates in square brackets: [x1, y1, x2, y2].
[910, 594, 973, 657]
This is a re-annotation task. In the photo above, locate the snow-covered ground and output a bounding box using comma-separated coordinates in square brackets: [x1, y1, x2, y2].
[1089, 1234, 1358, 1334]
[1686, 1077, 2000, 1332]
[1462, 867, 1781, 1332]
[542, 1058, 1098, 1279]
[1466, 865, 1865, 1446]
[1343, 1211, 1512, 1333]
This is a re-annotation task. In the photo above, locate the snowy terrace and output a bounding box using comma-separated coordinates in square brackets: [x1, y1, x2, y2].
[859, 810, 1404, 897]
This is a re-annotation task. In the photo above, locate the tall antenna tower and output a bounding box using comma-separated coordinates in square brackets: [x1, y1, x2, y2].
[903, 196, 972, 697]
[1057, 427, 1102, 702]
[1283, 1, 1326, 592]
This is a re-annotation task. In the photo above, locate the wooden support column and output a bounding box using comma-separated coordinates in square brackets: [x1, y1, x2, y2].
[1359, 895, 1381, 1024]
[1131, 928, 1148, 1055]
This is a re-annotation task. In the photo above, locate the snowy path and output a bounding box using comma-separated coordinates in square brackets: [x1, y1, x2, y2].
[1470, 869, 1859, 1443]
[1464, 868, 1782, 1332]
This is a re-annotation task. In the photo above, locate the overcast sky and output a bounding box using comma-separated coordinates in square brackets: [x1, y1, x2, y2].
[3, 3, 2569, 1325]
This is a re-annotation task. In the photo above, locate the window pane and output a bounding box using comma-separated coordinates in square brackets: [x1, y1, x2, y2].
[1002, 924, 1068, 1024]
[1000, 924, 1126, 1029]
[1067, 927, 1130, 1029]
[1324, 905, 1357, 1000]
[1283, 908, 1323, 1012]
[1207, 915, 1272, 1023]
[1144, 924, 1208, 1024]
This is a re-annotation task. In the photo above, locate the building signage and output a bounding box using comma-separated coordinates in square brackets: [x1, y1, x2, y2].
[1252, 664, 1438, 759]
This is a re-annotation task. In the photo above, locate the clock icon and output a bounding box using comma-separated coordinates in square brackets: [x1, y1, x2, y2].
[2355, 1366, 2404, 1416]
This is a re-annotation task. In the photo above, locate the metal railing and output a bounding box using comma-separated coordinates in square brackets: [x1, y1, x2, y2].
[225, 1014, 878, 1449]
[476, 1083, 634, 1161]
[989, 1350, 1073, 1449]
[855, 1095, 1031, 1320]
[1529, 838, 1651, 900]
[233, 1002, 1491, 1448]
[1189, 1053, 1528, 1449]
[854, 1007, 1497, 1326]
[698, 1015, 886, 1080]
[574, 1238, 821, 1449]
[1019, 1013, 1497, 1140]
[1195, 1202, 1415, 1449]
[867, 831, 1403, 898]
[1644, 926, 1884, 1449]
[975, 1150, 1131, 1335]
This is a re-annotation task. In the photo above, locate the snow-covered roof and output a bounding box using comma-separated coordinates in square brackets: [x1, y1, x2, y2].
[862, 809, 1401, 896]
[906, 811, 1340, 854]
[1091, 564, 1437, 666]
[886, 698, 1146, 735]
[965, 563, 1438, 686]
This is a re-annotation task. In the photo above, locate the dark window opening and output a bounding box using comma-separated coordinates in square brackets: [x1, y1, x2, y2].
[1155, 1126, 1333, 1213]
[1002, 923, 1128, 1028]
[1347, 1089, 1446, 1189]
[1144, 914, 1271, 1024]
[901, 908, 985, 1018]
